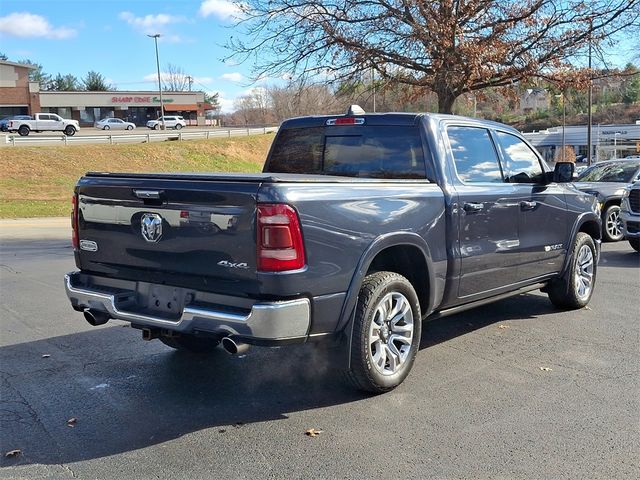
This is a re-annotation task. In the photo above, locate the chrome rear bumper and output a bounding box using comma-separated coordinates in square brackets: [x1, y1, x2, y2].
[64, 272, 310, 340]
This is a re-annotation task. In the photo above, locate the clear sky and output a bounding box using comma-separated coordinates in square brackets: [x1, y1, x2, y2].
[0, 0, 636, 113]
[0, 0, 261, 112]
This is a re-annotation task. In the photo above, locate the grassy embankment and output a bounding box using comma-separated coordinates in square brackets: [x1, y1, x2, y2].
[0, 135, 274, 218]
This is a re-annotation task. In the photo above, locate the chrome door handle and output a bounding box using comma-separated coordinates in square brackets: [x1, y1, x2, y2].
[463, 202, 484, 213]
[520, 200, 537, 211]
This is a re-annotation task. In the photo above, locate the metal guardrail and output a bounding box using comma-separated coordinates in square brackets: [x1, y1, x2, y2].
[3, 127, 278, 146]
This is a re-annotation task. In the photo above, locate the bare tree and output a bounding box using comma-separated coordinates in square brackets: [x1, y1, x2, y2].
[162, 63, 189, 91]
[268, 81, 342, 120]
[228, 0, 640, 113]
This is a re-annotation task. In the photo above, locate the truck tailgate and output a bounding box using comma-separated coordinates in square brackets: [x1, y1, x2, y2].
[75, 175, 260, 296]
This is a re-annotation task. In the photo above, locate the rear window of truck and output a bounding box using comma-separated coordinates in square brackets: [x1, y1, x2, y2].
[267, 126, 426, 179]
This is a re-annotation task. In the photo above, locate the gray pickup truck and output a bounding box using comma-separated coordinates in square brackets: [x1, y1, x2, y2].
[65, 106, 602, 392]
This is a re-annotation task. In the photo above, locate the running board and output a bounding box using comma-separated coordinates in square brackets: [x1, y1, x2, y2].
[427, 282, 548, 320]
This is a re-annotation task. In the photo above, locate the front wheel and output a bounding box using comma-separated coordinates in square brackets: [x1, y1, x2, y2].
[175, 124, 183, 130]
[64, 125, 76, 136]
[159, 334, 220, 353]
[18, 125, 30, 136]
[126, 125, 133, 130]
[602, 205, 623, 242]
[103, 125, 110, 130]
[547, 232, 597, 309]
[345, 271, 421, 393]
[154, 124, 159, 130]
[629, 237, 640, 252]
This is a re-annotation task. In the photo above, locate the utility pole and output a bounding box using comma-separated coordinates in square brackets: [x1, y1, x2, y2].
[371, 66, 376, 113]
[187, 75, 193, 92]
[147, 34, 165, 130]
[587, 16, 593, 166]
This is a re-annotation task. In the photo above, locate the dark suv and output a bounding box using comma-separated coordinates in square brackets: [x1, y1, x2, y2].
[574, 159, 640, 241]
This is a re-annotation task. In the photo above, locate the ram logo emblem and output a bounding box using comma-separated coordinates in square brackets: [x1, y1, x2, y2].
[141, 213, 163, 243]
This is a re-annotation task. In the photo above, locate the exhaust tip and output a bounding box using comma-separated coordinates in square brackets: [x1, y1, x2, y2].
[83, 309, 109, 326]
[221, 336, 249, 355]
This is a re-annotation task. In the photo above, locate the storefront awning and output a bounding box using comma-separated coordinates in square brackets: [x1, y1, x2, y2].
[163, 104, 198, 111]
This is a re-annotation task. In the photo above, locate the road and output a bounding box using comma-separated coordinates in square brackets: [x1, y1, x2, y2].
[1, 219, 639, 479]
[0, 126, 277, 147]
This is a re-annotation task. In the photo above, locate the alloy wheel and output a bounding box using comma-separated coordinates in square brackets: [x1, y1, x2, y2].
[574, 244, 594, 300]
[368, 291, 414, 376]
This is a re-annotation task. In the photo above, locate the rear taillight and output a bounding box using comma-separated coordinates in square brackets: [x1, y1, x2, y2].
[257, 204, 305, 272]
[71, 195, 79, 250]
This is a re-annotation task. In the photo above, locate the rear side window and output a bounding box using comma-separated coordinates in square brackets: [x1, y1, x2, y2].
[268, 126, 426, 179]
[447, 126, 503, 183]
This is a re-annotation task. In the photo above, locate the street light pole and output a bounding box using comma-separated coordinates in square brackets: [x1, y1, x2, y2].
[614, 132, 620, 159]
[147, 34, 165, 130]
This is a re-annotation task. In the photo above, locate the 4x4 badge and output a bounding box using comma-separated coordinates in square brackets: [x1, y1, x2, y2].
[141, 213, 163, 243]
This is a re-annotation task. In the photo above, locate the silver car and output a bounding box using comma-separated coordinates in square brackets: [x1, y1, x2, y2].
[95, 118, 135, 130]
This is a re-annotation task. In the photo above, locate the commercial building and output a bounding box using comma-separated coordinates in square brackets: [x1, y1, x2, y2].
[39, 90, 207, 126]
[523, 123, 640, 163]
[0, 60, 40, 117]
[1, 60, 210, 126]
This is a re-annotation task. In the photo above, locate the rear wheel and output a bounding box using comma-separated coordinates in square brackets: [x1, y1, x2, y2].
[175, 123, 183, 130]
[18, 125, 30, 136]
[345, 271, 421, 393]
[547, 232, 597, 309]
[629, 238, 640, 252]
[602, 205, 623, 242]
[159, 334, 220, 353]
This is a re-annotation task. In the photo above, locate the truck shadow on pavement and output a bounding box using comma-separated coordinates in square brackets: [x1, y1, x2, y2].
[0, 292, 570, 467]
[598, 247, 640, 269]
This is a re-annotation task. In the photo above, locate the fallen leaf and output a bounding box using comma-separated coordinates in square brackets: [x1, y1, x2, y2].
[305, 428, 323, 437]
[498, 324, 509, 329]
[67, 417, 77, 427]
[4, 449, 21, 458]
[41, 354, 50, 358]
[539, 367, 553, 372]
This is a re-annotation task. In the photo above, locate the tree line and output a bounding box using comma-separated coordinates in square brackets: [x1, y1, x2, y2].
[225, 64, 640, 129]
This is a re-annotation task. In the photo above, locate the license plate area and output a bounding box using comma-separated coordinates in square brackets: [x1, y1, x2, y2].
[147, 284, 192, 317]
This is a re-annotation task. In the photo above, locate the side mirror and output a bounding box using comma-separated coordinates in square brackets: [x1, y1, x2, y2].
[553, 162, 575, 183]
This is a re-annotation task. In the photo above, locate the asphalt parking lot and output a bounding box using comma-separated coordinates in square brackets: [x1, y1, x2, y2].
[0, 219, 639, 479]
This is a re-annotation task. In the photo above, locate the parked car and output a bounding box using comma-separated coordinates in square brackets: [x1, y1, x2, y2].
[95, 118, 135, 131]
[0, 115, 32, 132]
[574, 159, 640, 241]
[65, 106, 601, 393]
[620, 183, 640, 252]
[7, 113, 80, 136]
[146, 116, 186, 130]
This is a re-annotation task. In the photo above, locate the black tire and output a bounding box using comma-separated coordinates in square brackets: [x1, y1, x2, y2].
[104, 125, 110, 130]
[602, 205, 623, 242]
[126, 125, 133, 130]
[18, 125, 30, 136]
[345, 271, 422, 393]
[64, 125, 76, 136]
[629, 237, 640, 252]
[159, 334, 220, 353]
[154, 124, 159, 130]
[175, 124, 183, 130]
[547, 232, 597, 309]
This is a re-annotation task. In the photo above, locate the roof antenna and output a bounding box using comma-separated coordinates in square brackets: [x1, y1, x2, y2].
[346, 105, 365, 116]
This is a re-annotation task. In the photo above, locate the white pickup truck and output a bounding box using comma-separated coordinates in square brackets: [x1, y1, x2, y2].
[7, 113, 80, 136]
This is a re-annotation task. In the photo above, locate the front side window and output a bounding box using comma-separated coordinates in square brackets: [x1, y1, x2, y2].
[447, 126, 503, 183]
[495, 131, 544, 183]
